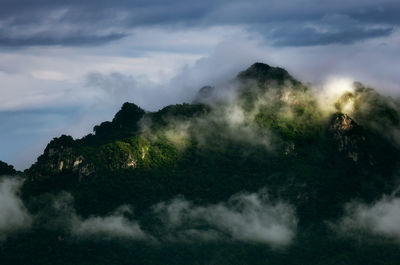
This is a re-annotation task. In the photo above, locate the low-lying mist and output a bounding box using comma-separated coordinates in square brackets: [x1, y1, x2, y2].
[2, 63, 400, 257]
[0, 176, 31, 240]
[139, 68, 400, 158]
[12, 188, 297, 247]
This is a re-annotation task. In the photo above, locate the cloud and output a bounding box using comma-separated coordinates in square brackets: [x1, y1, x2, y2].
[336, 195, 400, 241]
[154, 190, 297, 246]
[316, 81, 400, 146]
[315, 77, 356, 114]
[0, 31, 125, 47]
[271, 23, 393, 46]
[38, 190, 296, 246]
[38, 192, 148, 240]
[266, 30, 400, 95]
[82, 34, 269, 111]
[0, 177, 31, 239]
[0, 0, 399, 47]
[2, 27, 400, 170]
[72, 205, 148, 240]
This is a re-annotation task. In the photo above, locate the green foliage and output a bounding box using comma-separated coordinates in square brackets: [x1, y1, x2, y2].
[237, 62, 301, 87]
[148, 103, 210, 128]
[335, 84, 400, 132]
[0, 160, 16, 175]
[78, 102, 145, 146]
[4, 63, 400, 265]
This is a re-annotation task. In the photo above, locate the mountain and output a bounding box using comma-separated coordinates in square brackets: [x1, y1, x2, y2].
[1, 63, 400, 265]
[0, 160, 16, 175]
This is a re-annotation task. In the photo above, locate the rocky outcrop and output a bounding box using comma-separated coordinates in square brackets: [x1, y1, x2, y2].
[28, 135, 95, 180]
[330, 113, 370, 164]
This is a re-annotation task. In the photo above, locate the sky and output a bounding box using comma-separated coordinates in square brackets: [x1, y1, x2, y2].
[1, 0, 400, 170]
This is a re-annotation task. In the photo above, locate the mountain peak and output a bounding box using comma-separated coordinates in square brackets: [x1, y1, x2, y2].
[237, 62, 300, 86]
[192, 85, 215, 103]
[112, 102, 145, 127]
[193, 63, 304, 103]
[0, 160, 16, 175]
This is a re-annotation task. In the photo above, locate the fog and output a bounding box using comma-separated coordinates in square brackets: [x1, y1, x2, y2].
[5, 188, 297, 247]
[337, 195, 400, 241]
[0, 177, 31, 240]
[154, 190, 297, 246]
[72, 205, 148, 240]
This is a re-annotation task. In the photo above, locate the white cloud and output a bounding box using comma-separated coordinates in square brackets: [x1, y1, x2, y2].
[0, 177, 31, 239]
[0, 49, 201, 111]
[337, 195, 400, 241]
[125, 26, 251, 53]
[31, 71, 69, 81]
[316, 77, 356, 114]
[154, 190, 297, 246]
[44, 193, 148, 240]
[9, 177, 400, 247]
[269, 29, 400, 95]
[46, 190, 296, 246]
[2, 26, 400, 170]
[72, 205, 148, 240]
[0, 26, 260, 112]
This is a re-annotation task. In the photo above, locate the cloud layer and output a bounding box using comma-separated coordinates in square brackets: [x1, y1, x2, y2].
[25, 190, 297, 247]
[337, 195, 400, 241]
[72, 205, 148, 240]
[1, 0, 399, 47]
[154, 191, 297, 246]
[1, 0, 400, 169]
[0, 177, 31, 239]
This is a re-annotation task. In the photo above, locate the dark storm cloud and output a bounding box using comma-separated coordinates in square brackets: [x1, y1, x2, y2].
[0, 0, 399, 47]
[0, 32, 125, 47]
[271, 25, 393, 46]
[347, 2, 400, 25]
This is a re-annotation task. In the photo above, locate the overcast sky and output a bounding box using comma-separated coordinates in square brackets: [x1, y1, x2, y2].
[1, 0, 399, 169]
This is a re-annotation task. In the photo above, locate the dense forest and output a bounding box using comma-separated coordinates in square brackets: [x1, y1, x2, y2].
[1, 63, 400, 265]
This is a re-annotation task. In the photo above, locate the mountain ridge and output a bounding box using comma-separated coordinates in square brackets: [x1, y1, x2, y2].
[1, 62, 400, 265]
[20, 63, 400, 215]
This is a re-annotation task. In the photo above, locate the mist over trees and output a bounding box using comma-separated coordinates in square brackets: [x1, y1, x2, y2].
[1, 63, 400, 265]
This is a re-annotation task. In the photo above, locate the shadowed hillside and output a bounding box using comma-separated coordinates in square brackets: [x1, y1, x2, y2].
[1, 63, 400, 265]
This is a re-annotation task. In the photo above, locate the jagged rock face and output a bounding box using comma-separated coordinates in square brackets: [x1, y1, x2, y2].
[27, 103, 147, 179]
[28, 137, 94, 180]
[26, 63, 397, 183]
[5, 63, 400, 265]
[29, 139, 137, 179]
[330, 113, 369, 163]
[331, 114, 355, 132]
[334, 84, 400, 148]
